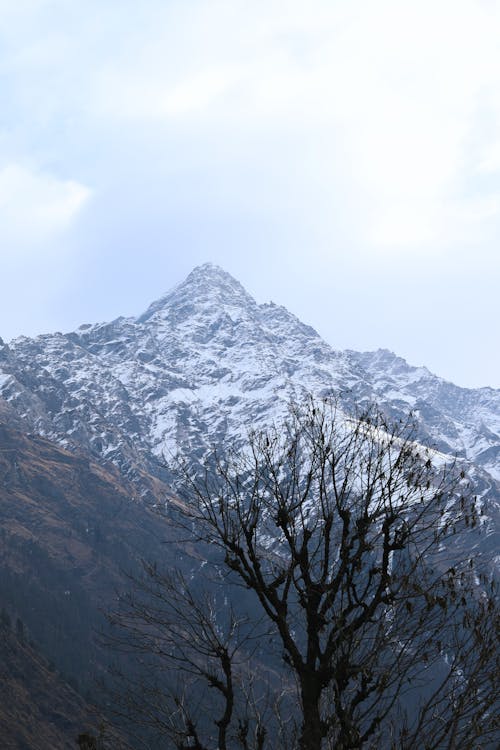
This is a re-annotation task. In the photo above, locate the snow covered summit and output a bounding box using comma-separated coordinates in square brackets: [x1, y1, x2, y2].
[137, 263, 255, 325]
[0, 263, 498, 495]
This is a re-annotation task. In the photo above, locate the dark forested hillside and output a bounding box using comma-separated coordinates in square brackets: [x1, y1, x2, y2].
[0, 618, 95, 750]
[0, 421, 180, 747]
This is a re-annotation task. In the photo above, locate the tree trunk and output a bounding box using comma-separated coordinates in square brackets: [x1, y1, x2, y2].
[299, 675, 326, 750]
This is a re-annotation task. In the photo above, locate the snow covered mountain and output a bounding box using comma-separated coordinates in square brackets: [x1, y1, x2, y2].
[348, 348, 500, 482]
[0, 263, 499, 500]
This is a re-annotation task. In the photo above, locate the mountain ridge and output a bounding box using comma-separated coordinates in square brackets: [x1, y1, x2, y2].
[0, 264, 498, 487]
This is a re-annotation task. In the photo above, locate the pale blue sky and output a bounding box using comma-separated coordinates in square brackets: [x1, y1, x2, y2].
[1, 0, 499, 388]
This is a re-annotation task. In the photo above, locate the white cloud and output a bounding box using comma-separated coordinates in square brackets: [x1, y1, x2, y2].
[2, 5, 500, 255]
[99, 65, 243, 120]
[0, 164, 90, 253]
[478, 140, 500, 174]
[79, 0, 500, 257]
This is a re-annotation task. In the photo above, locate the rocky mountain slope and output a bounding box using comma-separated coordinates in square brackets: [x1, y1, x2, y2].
[0, 263, 498, 747]
[0, 419, 190, 748]
[1, 264, 498, 493]
[348, 348, 500, 481]
[0, 622, 94, 750]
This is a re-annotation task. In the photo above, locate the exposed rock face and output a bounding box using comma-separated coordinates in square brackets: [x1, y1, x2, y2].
[348, 348, 500, 481]
[1, 264, 498, 489]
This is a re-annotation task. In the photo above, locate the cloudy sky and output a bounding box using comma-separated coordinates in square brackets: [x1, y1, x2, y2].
[1, 0, 499, 388]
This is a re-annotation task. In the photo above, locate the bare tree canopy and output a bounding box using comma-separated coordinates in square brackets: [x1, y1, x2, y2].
[108, 401, 499, 750]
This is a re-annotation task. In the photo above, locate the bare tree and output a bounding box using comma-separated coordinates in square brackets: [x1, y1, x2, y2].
[109, 400, 499, 750]
[107, 565, 272, 749]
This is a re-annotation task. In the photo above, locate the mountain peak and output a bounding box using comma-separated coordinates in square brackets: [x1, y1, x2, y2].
[137, 264, 256, 323]
[186, 262, 229, 278]
[183, 263, 250, 295]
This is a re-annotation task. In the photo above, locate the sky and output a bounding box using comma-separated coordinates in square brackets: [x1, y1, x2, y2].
[0, 0, 499, 389]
